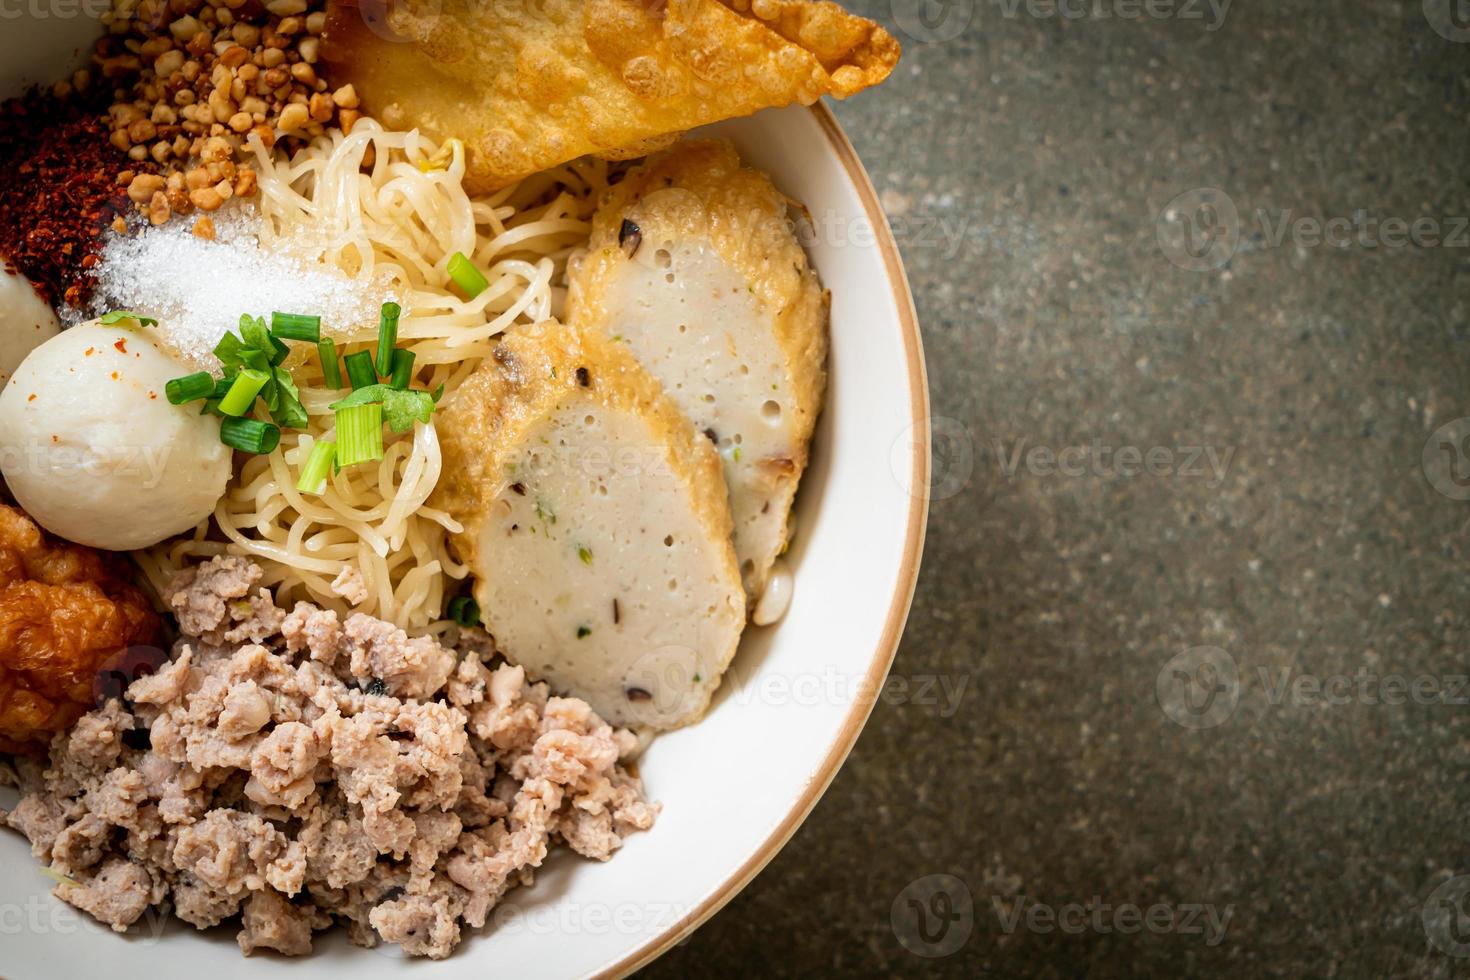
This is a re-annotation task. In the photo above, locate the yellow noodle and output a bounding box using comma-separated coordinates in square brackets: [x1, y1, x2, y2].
[137, 118, 607, 631]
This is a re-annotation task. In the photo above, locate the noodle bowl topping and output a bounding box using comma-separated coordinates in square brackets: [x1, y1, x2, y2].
[87, 207, 393, 371]
[127, 121, 607, 632]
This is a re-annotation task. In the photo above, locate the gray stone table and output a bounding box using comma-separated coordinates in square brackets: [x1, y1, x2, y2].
[645, 2, 1470, 977]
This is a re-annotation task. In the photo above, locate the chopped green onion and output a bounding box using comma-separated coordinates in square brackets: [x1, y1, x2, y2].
[202, 371, 236, 416]
[389, 349, 416, 390]
[336, 403, 384, 466]
[318, 338, 343, 389]
[271, 312, 321, 343]
[216, 321, 287, 369]
[165, 372, 215, 405]
[266, 366, 310, 430]
[98, 310, 158, 327]
[38, 866, 79, 888]
[240, 313, 272, 352]
[578, 546, 593, 566]
[218, 369, 269, 417]
[330, 384, 436, 433]
[344, 350, 378, 390]
[376, 302, 401, 376]
[447, 596, 480, 627]
[238, 347, 271, 373]
[214, 332, 245, 369]
[220, 417, 280, 455]
[296, 441, 337, 495]
[447, 252, 489, 299]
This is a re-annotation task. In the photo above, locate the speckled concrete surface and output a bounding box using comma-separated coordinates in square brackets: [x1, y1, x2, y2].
[643, 2, 1470, 978]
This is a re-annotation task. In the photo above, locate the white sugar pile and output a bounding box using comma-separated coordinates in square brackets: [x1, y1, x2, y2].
[86, 206, 394, 371]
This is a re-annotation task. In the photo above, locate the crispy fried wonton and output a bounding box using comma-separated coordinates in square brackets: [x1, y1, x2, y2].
[0, 505, 160, 753]
[322, 0, 899, 190]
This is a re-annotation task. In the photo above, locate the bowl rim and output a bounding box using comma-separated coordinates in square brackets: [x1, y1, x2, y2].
[600, 101, 931, 979]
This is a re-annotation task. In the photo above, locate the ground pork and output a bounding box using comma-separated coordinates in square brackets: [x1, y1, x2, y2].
[331, 566, 371, 607]
[61, 857, 166, 932]
[1, 555, 657, 960]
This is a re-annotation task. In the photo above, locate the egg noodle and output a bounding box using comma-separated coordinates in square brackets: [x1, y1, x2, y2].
[136, 118, 609, 632]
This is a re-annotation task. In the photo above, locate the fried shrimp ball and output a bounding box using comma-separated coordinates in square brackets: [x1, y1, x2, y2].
[0, 505, 160, 752]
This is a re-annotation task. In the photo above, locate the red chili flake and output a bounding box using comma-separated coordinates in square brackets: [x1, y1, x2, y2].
[0, 87, 152, 309]
[26, 394, 36, 402]
[114, 339, 128, 354]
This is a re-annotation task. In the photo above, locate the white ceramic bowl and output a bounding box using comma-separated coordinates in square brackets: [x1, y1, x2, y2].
[0, 18, 929, 979]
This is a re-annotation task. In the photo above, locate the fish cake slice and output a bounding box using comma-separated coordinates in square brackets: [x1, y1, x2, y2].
[434, 320, 746, 730]
[569, 139, 828, 605]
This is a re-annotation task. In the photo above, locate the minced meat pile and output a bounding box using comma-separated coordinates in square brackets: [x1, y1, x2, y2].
[0, 556, 657, 959]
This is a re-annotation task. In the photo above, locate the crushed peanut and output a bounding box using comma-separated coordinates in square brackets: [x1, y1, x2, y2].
[94, 0, 354, 227]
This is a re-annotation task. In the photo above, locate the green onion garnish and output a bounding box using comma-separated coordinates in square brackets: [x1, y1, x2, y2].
[376, 302, 401, 376]
[165, 372, 215, 405]
[240, 314, 289, 365]
[271, 312, 321, 343]
[214, 331, 245, 369]
[447, 252, 489, 299]
[240, 313, 272, 353]
[447, 596, 480, 627]
[220, 417, 280, 455]
[266, 366, 308, 430]
[318, 338, 343, 389]
[330, 384, 437, 433]
[98, 310, 158, 327]
[296, 441, 337, 495]
[389, 348, 416, 390]
[336, 403, 384, 466]
[344, 350, 378, 390]
[38, 866, 79, 888]
[218, 369, 270, 417]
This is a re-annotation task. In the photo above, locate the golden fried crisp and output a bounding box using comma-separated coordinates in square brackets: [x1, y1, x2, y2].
[0, 505, 160, 753]
[322, 0, 900, 190]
